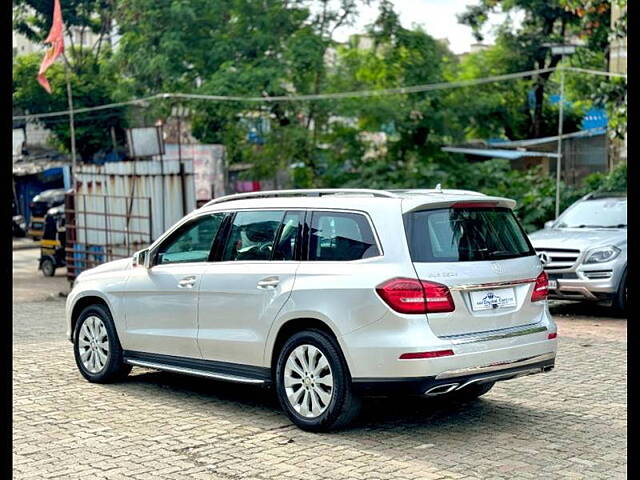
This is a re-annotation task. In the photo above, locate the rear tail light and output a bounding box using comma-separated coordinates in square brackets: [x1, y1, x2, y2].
[548, 332, 557, 339]
[376, 278, 455, 314]
[399, 350, 454, 359]
[531, 271, 549, 302]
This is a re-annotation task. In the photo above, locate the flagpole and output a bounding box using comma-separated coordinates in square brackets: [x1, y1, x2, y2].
[62, 54, 78, 190]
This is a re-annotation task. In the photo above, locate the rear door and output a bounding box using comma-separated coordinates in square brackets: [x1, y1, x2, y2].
[404, 205, 543, 337]
[197, 210, 303, 366]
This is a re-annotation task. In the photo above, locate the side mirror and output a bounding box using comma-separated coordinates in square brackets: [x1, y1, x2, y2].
[132, 248, 150, 268]
[544, 220, 555, 229]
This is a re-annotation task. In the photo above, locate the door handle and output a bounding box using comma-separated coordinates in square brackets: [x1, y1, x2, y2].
[257, 276, 280, 289]
[178, 276, 196, 288]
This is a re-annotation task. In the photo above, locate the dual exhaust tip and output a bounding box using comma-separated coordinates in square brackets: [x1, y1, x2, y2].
[424, 383, 463, 396]
[424, 365, 554, 396]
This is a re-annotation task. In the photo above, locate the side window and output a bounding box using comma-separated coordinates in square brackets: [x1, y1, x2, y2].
[156, 213, 224, 265]
[222, 210, 284, 261]
[272, 211, 303, 261]
[309, 211, 380, 261]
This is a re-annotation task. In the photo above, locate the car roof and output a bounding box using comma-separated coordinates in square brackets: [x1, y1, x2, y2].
[196, 188, 517, 215]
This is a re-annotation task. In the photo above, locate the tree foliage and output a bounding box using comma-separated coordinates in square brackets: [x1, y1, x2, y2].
[12, 0, 625, 228]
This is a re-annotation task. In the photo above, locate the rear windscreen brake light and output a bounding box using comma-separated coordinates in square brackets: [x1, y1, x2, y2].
[451, 201, 499, 209]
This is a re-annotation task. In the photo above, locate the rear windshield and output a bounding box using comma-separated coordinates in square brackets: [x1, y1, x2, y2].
[404, 207, 535, 262]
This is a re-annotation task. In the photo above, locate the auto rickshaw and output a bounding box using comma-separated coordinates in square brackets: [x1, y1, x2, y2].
[39, 205, 66, 277]
[28, 188, 66, 240]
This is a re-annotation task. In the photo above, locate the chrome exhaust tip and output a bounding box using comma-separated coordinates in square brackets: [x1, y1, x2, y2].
[424, 383, 459, 396]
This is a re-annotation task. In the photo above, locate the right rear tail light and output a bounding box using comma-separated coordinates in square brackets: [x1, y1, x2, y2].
[376, 278, 455, 314]
[531, 271, 549, 302]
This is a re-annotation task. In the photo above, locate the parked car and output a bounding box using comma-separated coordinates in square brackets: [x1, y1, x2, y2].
[528, 193, 627, 314]
[66, 188, 557, 431]
[28, 188, 66, 240]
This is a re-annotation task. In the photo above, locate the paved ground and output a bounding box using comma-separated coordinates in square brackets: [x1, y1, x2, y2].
[13, 248, 627, 479]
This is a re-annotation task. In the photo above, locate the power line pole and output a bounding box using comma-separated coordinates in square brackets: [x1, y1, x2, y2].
[62, 55, 78, 190]
[546, 44, 577, 218]
[555, 63, 564, 219]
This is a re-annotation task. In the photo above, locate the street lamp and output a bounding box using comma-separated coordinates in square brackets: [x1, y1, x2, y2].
[544, 43, 577, 218]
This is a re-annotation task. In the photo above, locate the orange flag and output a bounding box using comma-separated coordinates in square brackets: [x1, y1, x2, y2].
[37, 0, 65, 93]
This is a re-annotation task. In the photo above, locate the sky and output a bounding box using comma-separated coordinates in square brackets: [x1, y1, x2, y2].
[332, 0, 524, 54]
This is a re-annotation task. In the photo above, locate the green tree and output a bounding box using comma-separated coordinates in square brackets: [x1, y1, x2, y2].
[458, 0, 595, 138]
[13, 0, 116, 68]
[13, 53, 127, 160]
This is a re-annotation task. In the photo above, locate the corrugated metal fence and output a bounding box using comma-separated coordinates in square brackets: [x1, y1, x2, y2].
[65, 159, 196, 280]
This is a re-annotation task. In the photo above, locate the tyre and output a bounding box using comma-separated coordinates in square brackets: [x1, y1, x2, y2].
[275, 329, 361, 432]
[447, 382, 495, 403]
[41, 257, 56, 277]
[73, 304, 131, 383]
[612, 269, 627, 316]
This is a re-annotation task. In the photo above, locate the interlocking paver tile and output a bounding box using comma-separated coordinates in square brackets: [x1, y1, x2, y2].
[13, 299, 626, 479]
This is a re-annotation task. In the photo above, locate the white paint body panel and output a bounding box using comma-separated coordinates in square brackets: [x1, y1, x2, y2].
[198, 261, 299, 365]
[67, 190, 557, 382]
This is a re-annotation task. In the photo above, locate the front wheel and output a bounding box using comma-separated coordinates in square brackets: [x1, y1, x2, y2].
[73, 304, 131, 383]
[275, 329, 361, 432]
[612, 269, 627, 316]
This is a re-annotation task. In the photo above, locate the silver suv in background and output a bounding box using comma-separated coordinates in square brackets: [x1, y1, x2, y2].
[528, 193, 627, 314]
[66, 189, 557, 431]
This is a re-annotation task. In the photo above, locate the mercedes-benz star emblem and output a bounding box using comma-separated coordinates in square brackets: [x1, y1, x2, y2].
[538, 252, 550, 265]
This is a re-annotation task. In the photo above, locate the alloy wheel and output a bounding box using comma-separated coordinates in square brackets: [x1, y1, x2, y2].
[283, 344, 334, 418]
[78, 316, 110, 374]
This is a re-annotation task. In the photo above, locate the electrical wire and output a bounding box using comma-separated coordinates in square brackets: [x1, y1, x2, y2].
[563, 66, 627, 79]
[12, 65, 625, 121]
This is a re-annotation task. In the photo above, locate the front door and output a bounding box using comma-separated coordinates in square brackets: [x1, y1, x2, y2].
[197, 210, 303, 366]
[123, 212, 225, 358]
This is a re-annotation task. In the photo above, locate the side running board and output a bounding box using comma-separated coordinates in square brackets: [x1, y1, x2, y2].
[123, 351, 270, 385]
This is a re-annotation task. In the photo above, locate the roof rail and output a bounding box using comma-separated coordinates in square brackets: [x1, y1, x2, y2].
[202, 188, 399, 208]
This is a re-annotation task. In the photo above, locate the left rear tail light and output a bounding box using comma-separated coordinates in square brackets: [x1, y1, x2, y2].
[531, 271, 549, 302]
[376, 278, 455, 314]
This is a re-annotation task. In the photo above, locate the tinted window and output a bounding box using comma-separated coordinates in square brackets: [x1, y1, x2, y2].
[222, 210, 284, 261]
[157, 213, 224, 265]
[309, 211, 380, 261]
[404, 207, 535, 262]
[273, 211, 303, 261]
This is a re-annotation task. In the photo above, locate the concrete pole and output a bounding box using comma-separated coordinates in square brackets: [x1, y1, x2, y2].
[555, 63, 565, 219]
[62, 56, 78, 190]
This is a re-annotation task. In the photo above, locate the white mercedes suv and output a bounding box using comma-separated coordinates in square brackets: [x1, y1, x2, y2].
[66, 188, 557, 431]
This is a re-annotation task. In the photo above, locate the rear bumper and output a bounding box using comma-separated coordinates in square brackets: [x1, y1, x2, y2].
[353, 353, 555, 396]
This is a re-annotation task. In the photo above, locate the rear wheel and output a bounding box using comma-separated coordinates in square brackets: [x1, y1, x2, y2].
[41, 257, 55, 277]
[612, 269, 627, 316]
[275, 329, 361, 432]
[73, 304, 131, 383]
